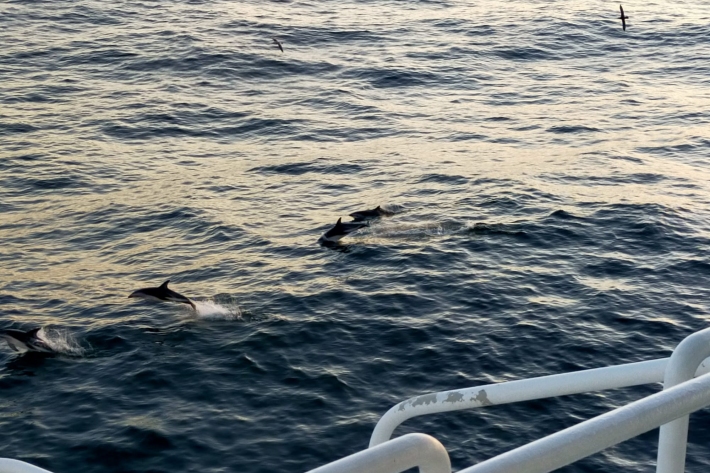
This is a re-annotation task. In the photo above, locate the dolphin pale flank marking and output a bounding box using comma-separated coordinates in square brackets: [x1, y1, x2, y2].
[318, 217, 368, 245]
[129, 280, 196, 310]
[349, 205, 395, 222]
[272, 38, 284, 53]
[0, 327, 52, 353]
[619, 5, 629, 31]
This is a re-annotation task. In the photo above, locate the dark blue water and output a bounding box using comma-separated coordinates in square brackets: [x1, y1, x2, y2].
[2, 0, 710, 471]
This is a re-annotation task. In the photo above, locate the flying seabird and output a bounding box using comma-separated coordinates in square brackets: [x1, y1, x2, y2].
[618, 5, 629, 31]
[272, 38, 284, 53]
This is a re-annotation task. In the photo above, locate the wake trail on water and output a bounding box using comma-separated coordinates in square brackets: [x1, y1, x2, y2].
[360, 221, 451, 238]
[360, 220, 471, 239]
[359, 220, 527, 240]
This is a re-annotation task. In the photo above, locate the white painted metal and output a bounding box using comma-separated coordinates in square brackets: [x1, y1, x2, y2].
[0, 459, 54, 473]
[306, 433, 450, 473]
[370, 355, 710, 447]
[458, 372, 710, 473]
[656, 327, 710, 473]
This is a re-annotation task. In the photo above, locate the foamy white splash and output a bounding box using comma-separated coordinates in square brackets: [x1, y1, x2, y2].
[41, 328, 85, 356]
[191, 300, 242, 320]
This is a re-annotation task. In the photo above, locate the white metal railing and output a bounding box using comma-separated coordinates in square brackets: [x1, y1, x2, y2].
[0, 459, 53, 473]
[458, 371, 710, 473]
[361, 327, 710, 473]
[370, 330, 710, 451]
[657, 327, 710, 472]
[370, 357, 710, 448]
[306, 433, 450, 473]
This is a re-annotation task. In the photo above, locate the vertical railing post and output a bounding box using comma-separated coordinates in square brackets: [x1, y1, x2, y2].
[656, 327, 710, 473]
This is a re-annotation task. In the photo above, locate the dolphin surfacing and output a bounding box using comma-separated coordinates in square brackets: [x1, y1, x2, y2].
[129, 280, 196, 310]
[318, 217, 368, 245]
[349, 205, 395, 222]
[0, 327, 53, 353]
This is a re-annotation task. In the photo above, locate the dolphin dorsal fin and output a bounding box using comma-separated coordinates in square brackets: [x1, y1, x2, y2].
[160, 280, 170, 289]
[27, 327, 42, 337]
[376, 205, 381, 210]
[336, 217, 342, 225]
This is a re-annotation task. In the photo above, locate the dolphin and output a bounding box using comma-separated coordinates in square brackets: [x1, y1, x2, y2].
[618, 5, 629, 31]
[129, 280, 196, 310]
[349, 205, 395, 222]
[318, 217, 368, 245]
[0, 328, 52, 353]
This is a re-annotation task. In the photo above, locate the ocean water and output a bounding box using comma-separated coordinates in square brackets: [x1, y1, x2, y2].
[2, 0, 710, 471]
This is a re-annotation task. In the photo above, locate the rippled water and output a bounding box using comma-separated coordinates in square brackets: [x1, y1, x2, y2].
[2, 0, 710, 472]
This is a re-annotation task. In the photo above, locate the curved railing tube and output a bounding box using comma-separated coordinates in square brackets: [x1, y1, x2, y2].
[0, 459, 54, 473]
[458, 372, 710, 473]
[306, 433, 450, 473]
[370, 356, 710, 447]
[656, 327, 710, 473]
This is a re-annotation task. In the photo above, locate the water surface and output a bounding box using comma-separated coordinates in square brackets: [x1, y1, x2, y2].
[2, 0, 710, 471]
